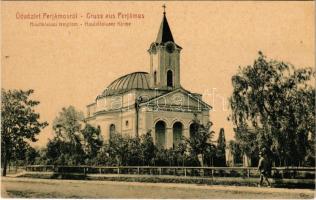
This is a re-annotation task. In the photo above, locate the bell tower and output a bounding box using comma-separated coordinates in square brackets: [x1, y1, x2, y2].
[148, 5, 182, 90]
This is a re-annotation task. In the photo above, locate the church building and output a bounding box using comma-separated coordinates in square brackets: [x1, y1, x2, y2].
[86, 8, 211, 149]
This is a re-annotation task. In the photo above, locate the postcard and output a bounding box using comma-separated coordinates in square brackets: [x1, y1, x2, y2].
[1, 1, 315, 199]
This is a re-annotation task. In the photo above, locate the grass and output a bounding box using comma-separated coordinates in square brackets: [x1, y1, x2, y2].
[5, 190, 84, 198]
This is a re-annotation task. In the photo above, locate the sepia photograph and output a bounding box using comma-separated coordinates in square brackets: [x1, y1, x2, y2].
[1, 1, 315, 199]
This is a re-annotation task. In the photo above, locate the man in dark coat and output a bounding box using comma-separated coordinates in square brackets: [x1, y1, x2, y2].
[258, 151, 272, 187]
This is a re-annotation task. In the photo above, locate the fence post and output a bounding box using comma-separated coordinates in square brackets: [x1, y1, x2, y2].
[247, 169, 250, 178]
[137, 167, 140, 174]
[184, 168, 187, 177]
[211, 169, 214, 177]
[117, 167, 120, 174]
[159, 168, 161, 175]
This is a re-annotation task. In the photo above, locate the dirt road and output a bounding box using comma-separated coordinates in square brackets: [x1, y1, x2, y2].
[1, 177, 314, 199]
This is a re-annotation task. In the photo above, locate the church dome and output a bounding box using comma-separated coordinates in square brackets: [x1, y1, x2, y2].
[101, 72, 150, 96]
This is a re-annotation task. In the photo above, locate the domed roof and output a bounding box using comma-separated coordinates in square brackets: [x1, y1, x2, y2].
[101, 72, 150, 96]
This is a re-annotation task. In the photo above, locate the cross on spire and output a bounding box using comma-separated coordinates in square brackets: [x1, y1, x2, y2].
[162, 4, 166, 15]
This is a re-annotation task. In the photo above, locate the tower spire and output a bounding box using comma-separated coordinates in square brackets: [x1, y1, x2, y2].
[156, 4, 174, 44]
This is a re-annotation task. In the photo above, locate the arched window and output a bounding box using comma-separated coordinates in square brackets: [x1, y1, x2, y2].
[155, 121, 166, 148]
[173, 122, 183, 147]
[167, 70, 173, 87]
[109, 124, 116, 139]
[189, 123, 199, 139]
[154, 71, 157, 85]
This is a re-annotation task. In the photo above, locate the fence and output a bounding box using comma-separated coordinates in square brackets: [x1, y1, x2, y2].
[24, 165, 315, 179]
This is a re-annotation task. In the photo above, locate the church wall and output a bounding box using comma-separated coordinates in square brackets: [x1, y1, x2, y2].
[174, 52, 180, 88]
[86, 103, 96, 118]
[87, 89, 211, 147]
[202, 110, 210, 125]
[93, 112, 121, 141]
[90, 89, 167, 116]
[159, 49, 166, 88]
[120, 109, 137, 137]
[139, 109, 209, 149]
[87, 107, 140, 141]
[138, 107, 154, 137]
[160, 49, 174, 89]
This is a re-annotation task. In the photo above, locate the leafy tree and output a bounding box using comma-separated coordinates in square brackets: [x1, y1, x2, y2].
[304, 134, 315, 167]
[81, 124, 103, 163]
[230, 52, 315, 166]
[94, 144, 116, 166]
[155, 147, 171, 166]
[25, 145, 39, 165]
[45, 137, 84, 165]
[53, 106, 84, 144]
[45, 138, 61, 165]
[46, 106, 85, 165]
[34, 148, 48, 165]
[173, 141, 188, 166]
[126, 137, 142, 166]
[1, 89, 48, 176]
[108, 134, 129, 166]
[215, 128, 226, 166]
[228, 140, 242, 166]
[6, 142, 36, 168]
[140, 131, 156, 166]
[185, 115, 215, 166]
[203, 143, 216, 166]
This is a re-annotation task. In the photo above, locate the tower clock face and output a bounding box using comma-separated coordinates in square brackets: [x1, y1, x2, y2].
[166, 42, 175, 53]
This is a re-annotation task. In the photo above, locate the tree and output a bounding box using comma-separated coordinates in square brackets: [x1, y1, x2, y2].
[94, 144, 116, 166]
[140, 131, 156, 166]
[230, 52, 315, 166]
[126, 137, 142, 166]
[215, 128, 226, 166]
[228, 140, 242, 166]
[1, 89, 48, 176]
[34, 148, 48, 165]
[233, 125, 260, 166]
[173, 141, 188, 166]
[108, 134, 129, 166]
[25, 145, 39, 165]
[53, 106, 84, 144]
[185, 115, 215, 166]
[81, 124, 103, 164]
[47, 106, 85, 165]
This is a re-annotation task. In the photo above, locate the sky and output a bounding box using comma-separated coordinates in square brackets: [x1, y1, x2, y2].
[2, 1, 315, 147]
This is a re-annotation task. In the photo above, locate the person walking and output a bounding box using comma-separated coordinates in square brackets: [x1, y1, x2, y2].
[258, 151, 271, 187]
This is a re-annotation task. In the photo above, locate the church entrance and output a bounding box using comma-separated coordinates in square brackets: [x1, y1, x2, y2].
[155, 121, 166, 148]
[173, 122, 183, 147]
